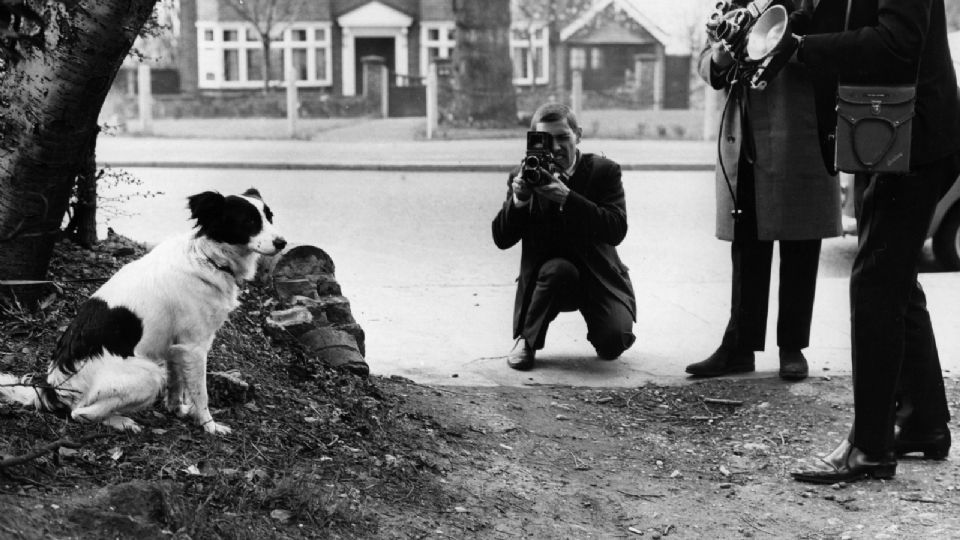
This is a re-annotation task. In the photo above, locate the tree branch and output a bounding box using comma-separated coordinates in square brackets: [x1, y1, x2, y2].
[0, 432, 112, 469]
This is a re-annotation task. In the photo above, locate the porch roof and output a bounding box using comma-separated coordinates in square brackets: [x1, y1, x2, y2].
[560, 0, 708, 56]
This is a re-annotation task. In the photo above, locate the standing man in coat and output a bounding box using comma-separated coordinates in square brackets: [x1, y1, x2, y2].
[685, 0, 842, 381]
[492, 103, 636, 371]
[791, 0, 960, 483]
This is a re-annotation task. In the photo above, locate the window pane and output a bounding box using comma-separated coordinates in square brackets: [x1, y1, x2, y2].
[448, 28, 455, 41]
[533, 47, 543, 80]
[223, 50, 240, 81]
[590, 48, 604, 69]
[315, 28, 326, 41]
[512, 47, 529, 79]
[428, 47, 440, 62]
[269, 49, 284, 80]
[315, 47, 327, 80]
[292, 48, 308, 80]
[428, 28, 439, 41]
[223, 29, 238, 42]
[535, 28, 544, 39]
[203, 29, 214, 41]
[291, 29, 307, 42]
[247, 48, 264, 81]
[246, 28, 259, 41]
[570, 47, 586, 70]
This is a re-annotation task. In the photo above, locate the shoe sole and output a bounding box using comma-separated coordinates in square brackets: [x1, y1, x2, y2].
[792, 466, 896, 484]
[896, 447, 949, 460]
[686, 365, 755, 377]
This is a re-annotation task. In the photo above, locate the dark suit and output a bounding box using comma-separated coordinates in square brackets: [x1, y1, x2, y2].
[492, 153, 636, 358]
[796, 0, 960, 455]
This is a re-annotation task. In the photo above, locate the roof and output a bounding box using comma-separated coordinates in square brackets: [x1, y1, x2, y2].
[560, 0, 711, 56]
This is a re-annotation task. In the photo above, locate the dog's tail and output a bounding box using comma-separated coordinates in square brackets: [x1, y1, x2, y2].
[0, 373, 70, 417]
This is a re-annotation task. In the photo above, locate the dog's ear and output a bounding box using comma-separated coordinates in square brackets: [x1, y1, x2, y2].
[187, 191, 225, 224]
[242, 188, 262, 200]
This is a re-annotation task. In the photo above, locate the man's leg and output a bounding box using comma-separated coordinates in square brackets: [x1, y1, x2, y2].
[776, 239, 821, 350]
[685, 238, 771, 376]
[522, 258, 580, 350]
[721, 238, 774, 352]
[581, 292, 635, 360]
[850, 158, 956, 456]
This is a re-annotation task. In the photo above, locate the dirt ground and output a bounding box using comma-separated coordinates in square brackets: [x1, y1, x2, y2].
[3, 238, 960, 539]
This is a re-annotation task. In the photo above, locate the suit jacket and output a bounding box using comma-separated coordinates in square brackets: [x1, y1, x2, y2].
[794, 0, 960, 169]
[491, 153, 636, 339]
[699, 35, 841, 241]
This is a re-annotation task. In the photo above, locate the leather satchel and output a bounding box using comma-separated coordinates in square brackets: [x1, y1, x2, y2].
[834, 85, 916, 174]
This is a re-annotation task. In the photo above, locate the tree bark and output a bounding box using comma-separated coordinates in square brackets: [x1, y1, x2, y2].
[67, 130, 100, 248]
[451, 0, 517, 127]
[0, 0, 157, 305]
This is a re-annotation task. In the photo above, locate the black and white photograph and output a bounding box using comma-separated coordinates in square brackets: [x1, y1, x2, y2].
[3, 0, 960, 537]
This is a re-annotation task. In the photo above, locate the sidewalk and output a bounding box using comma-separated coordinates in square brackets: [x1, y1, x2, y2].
[96, 135, 715, 172]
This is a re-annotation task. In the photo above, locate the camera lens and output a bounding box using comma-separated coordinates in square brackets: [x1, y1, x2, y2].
[524, 155, 541, 169]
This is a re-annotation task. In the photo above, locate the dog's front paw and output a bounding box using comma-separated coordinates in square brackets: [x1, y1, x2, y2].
[202, 420, 232, 435]
[102, 415, 143, 433]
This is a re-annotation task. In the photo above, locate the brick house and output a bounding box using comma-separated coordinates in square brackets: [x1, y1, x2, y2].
[175, 0, 695, 109]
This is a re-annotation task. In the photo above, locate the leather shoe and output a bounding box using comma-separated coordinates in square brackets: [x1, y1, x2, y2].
[685, 346, 755, 377]
[778, 349, 809, 381]
[507, 341, 536, 371]
[792, 440, 896, 484]
[895, 424, 951, 460]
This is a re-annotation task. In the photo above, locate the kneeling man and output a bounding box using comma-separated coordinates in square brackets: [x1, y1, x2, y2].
[492, 103, 636, 370]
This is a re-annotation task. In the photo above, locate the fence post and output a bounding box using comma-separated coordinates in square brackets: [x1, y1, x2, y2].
[426, 62, 438, 139]
[380, 63, 389, 118]
[571, 68, 583, 120]
[137, 63, 153, 135]
[287, 64, 298, 138]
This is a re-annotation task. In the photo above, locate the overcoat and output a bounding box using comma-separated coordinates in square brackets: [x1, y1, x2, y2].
[491, 154, 636, 340]
[700, 37, 842, 241]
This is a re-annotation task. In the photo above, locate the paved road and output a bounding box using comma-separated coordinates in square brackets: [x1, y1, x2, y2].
[98, 167, 960, 387]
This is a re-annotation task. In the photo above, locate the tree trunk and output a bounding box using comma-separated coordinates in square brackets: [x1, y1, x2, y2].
[67, 130, 100, 249]
[0, 0, 158, 305]
[451, 0, 517, 127]
[262, 36, 272, 94]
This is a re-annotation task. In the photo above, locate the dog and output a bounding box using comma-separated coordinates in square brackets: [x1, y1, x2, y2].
[0, 188, 285, 435]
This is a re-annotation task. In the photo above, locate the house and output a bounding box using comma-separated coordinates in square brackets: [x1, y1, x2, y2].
[172, 0, 699, 109]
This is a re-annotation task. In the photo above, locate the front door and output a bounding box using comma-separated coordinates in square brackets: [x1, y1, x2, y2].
[355, 37, 395, 94]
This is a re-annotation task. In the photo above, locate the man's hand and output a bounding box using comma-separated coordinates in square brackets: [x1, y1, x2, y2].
[535, 177, 571, 205]
[511, 175, 532, 203]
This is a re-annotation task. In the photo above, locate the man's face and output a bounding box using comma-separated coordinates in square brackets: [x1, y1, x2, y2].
[535, 118, 581, 171]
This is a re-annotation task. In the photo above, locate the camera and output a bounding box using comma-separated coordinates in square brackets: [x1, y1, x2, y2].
[521, 131, 558, 187]
[705, 0, 794, 90]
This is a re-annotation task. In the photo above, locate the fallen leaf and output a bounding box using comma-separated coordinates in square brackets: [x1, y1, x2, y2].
[270, 509, 292, 522]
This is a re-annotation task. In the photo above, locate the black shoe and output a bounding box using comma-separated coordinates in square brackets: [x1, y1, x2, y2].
[792, 440, 896, 484]
[895, 424, 951, 460]
[507, 341, 536, 371]
[779, 349, 809, 381]
[685, 346, 755, 377]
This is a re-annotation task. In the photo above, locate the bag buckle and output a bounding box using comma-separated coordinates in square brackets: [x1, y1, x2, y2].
[871, 100, 882, 115]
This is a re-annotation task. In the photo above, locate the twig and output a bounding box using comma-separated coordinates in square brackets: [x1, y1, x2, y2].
[739, 514, 775, 535]
[616, 489, 665, 500]
[900, 496, 947, 505]
[703, 397, 744, 406]
[0, 432, 111, 469]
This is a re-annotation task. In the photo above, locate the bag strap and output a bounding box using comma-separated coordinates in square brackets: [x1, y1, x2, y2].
[838, 113, 915, 167]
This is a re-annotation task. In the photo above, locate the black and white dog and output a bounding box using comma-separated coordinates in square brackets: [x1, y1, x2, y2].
[0, 188, 285, 435]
